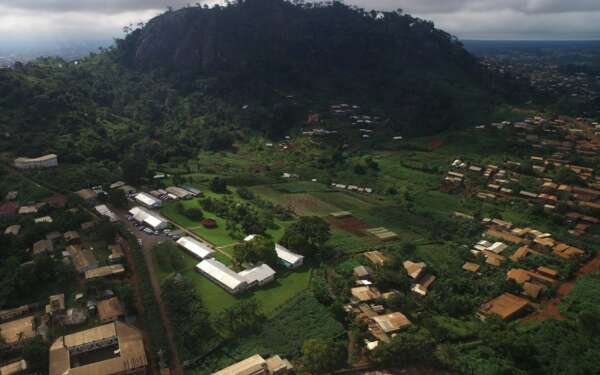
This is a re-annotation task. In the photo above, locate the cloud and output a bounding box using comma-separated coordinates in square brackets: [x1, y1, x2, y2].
[0, 0, 599, 52]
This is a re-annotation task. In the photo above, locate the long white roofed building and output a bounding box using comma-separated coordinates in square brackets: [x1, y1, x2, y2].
[134, 192, 162, 209]
[128, 206, 168, 230]
[196, 259, 247, 294]
[14, 154, 58, 169]
[275, 244, 304, 269]
[176, 236, 215, 260]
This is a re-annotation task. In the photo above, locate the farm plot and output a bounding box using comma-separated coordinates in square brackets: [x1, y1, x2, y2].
[251, 186, 342, 217]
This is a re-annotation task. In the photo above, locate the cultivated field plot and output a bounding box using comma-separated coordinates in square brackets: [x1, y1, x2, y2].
[251, 186, 342, 217]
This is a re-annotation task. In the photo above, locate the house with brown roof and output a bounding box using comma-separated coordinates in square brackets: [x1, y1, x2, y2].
[85, 265, 125, 281]
[49, 322, 147, 375]
[0, 359, 28, 375]
[0, 316, 37, 345]
[0, 201, 19, 217]
[212, 354, 293, 375]
[44, 194, 68, 209]
[63, 231, 80, 244]
[371, 312, 411, 334]
[462, 262, 480, 273]
[97, 297, 124, 323]
[478, 293, 530, 321]
[353, 265, 374, 279]
[45, 294, 66, 317]
[351, 286, 382, 303]
[363, 251, 388, 267]
[403, 261, 426, 280]
[33, 239, 53, 256]
[108, 244, 124, 262]
[67, 245, 98, 274]
[4, 225, 21, 236]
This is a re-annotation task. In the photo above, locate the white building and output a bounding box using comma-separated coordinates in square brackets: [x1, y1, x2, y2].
[196, 259, 247, 294]
[14, 154, 58, 169]
[95, 205, 119, 222]
[128, 206, 168, 230]
[166, 186, 193, 200]
[275, 244, 304, 269]
[239, 264, 276, 287]
[134, 192, 162, 209]
[176, 236, 214, 260]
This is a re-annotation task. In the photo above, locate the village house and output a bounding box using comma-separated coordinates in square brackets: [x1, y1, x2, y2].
[85, 265, 126, 281]
[33, 239, 54, 256]
[212, 354, 293, 375]
[0, 359, 28, 375]
[351, 286, 382, 303]
[371, 312, 411, 335]
[353, 265, 374, 279]
[75, 189, 98, 205]
[4, 224, 21, 236]
[478, 293, 530, 321]
[0, 201, 19, 217]
[67, 245, 98, 274]
[97, 297, 125, 323]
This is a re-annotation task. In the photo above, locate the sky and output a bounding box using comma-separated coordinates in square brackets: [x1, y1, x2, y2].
[1, 0, 600, 54]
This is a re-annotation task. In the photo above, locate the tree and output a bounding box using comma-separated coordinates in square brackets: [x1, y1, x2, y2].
[121, 153, 148, 185]
[233, 235, 277, 266]
[301, 338, 347, 374]
[280, 216, 330, 259]
[210, 177, 228, 194]
[23, 336, 49, 373]
[183, 207, 204, 221]
[371, 326, 436, 366]
[218, 299, 264, 336]
[108, 189, 128, 208]
[162, 276, 214, 356]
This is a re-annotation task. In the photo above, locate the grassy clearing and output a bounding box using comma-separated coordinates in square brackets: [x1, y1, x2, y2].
[190, 292, 345, 375]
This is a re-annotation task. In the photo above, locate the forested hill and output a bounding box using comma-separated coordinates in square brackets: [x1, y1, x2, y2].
[116, 0, 522, 130]
[0, 0, 525, 164]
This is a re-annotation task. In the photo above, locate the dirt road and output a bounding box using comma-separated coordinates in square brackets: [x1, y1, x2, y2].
[117, 210, 184, 375]
[524, 250, 600, 322]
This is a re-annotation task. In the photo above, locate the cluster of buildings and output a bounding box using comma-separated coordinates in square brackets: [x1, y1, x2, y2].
[342, 251, 437, 350]
[447, 117, 600, 237]
[187, 235, 304, 294]
[455, 215, 585, 321]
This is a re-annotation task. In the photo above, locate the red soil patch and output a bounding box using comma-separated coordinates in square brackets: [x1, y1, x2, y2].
[281, 193, 338, 216]
[429, 138, 444, 150]
[328, 216, 370, 237]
